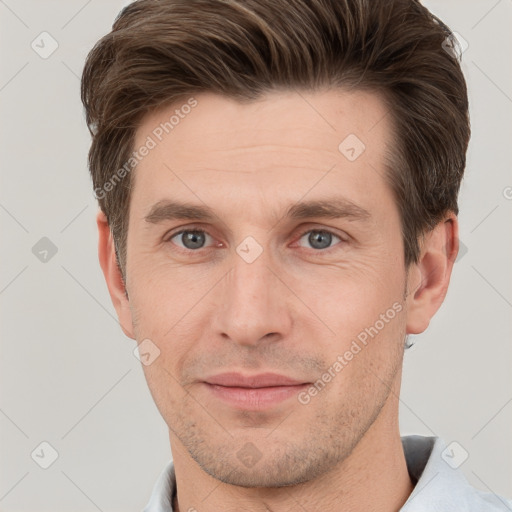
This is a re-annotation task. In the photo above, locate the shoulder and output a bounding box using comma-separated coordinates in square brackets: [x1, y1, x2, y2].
[401, 435, 512, 511]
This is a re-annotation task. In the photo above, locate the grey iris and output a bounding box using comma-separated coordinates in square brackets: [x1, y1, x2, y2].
[182, 231, 205, 249]
[309, 230, 332, 249]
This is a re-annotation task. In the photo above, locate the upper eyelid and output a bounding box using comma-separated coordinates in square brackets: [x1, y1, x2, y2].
[165, 226, 211, 240]
[296, 227, 345, 239]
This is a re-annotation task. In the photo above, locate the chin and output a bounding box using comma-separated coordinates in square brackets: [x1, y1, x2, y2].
[188, 439, 345, 489]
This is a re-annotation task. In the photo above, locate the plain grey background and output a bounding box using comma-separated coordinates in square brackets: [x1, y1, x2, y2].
[0, 0, 511, 510]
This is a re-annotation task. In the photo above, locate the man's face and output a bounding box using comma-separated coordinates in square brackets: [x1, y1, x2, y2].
[124, 89, 409, 486]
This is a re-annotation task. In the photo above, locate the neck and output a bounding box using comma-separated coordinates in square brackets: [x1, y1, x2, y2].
[170, 392, 414, 512]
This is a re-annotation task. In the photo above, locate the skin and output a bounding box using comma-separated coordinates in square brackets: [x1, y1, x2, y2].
[97, 89, 458, 511]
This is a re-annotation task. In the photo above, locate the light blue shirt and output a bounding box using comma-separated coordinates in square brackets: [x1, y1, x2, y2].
[143, 435, 512, 511]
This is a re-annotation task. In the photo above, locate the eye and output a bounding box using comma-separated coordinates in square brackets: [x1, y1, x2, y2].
[167, 229, 214, 250]
[165, 227, 347, 254]
[296, 229, 345, 251]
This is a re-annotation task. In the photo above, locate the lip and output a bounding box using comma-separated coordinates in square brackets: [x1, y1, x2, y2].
[203, 372, 310, 410]
[205, 372, 307, 388]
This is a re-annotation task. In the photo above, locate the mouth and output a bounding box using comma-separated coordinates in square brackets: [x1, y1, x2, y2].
[202, 372, 310, 410]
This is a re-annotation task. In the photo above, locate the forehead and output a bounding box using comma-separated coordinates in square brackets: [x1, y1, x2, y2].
[130, 89, 395, 219]
[135, 88, 391, 157]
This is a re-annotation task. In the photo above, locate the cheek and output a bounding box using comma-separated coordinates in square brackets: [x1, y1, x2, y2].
[140, 360, 191, 430]
[290, 255, 405, 337]
[128, 261, 219, 373]
[128, 254, 211, 322]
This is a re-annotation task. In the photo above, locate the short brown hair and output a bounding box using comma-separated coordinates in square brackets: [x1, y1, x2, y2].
[81, 0, 470, 280]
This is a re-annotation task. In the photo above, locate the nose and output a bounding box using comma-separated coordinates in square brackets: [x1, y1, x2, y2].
[212, 247, 293, 347]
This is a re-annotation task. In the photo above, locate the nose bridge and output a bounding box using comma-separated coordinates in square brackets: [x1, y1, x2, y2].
[214, 245, 291, 346]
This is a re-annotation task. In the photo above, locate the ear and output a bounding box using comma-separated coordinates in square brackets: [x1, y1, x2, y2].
[405, 213, 459, 334]
[97, 209, 135, 339]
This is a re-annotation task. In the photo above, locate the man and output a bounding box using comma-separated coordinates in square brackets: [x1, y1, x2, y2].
[81, 0, 511, 510]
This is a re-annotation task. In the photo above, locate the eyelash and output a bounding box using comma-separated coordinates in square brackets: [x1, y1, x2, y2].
[164, 226, 347, 254]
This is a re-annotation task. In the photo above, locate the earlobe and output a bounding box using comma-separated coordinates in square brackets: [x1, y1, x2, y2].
[405, 214, 459, 335]
[96, 209, 135, 339]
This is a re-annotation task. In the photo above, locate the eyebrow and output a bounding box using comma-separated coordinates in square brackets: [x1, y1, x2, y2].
[144, 197, 371, 225]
